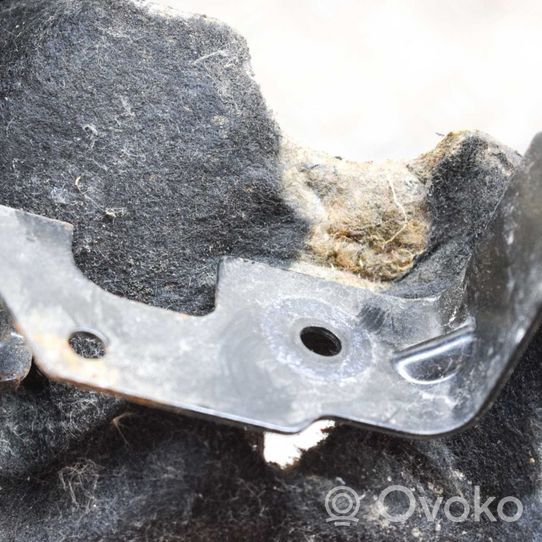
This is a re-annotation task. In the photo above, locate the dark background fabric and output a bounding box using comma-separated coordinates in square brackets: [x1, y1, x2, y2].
[0, 1, 540, 540]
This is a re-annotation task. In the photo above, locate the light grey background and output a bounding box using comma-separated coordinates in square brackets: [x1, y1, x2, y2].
[147, 0, 541, 160]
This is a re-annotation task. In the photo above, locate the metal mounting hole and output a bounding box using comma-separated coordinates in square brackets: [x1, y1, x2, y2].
[300, 326, 342, 357]
[69, 331, 106, 359]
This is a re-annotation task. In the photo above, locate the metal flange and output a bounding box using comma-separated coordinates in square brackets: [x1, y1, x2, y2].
[0, 135, 541, 436]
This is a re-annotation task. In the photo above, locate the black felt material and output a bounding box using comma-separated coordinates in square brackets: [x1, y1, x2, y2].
[0, 1, 540, 541]
[0, 0, 306, 317]
[395, 132, 521, 296]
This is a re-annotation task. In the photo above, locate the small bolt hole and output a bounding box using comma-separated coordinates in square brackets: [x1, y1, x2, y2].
[300, 326, 342, 357]
[69, 331, 106, 359]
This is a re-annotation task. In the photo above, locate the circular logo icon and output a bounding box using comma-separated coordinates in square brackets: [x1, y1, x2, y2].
[325, 486, 360, 525]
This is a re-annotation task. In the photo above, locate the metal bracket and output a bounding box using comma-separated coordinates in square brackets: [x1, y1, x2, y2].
[0, 135, 541, 437]
[0, 312, 31, 390]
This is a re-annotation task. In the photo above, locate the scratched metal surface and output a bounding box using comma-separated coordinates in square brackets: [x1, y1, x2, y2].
[0, 135, 540, 436]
